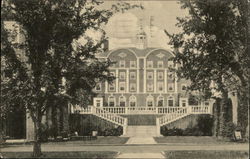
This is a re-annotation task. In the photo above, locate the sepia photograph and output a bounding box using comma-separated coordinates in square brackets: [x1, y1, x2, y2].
[0, 0, 249, 158]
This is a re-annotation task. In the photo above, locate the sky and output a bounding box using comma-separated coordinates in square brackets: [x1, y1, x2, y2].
[89, 0, 188, 50]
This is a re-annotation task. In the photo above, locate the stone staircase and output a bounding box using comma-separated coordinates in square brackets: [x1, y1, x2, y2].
[70, 104, 212, 136]
[124, 126, 158, 137]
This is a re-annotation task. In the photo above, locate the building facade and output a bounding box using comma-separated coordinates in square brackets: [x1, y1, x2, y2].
[93, 30, 191, 109]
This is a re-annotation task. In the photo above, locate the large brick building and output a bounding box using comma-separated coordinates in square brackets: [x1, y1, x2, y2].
[94, 30, 191, 109]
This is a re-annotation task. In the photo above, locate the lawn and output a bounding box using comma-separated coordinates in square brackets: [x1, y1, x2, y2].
[1, 151, 117, 158]
[154, 136, 233, 144]
[46, 136, 129, 145]
[164, 151, 249, 159]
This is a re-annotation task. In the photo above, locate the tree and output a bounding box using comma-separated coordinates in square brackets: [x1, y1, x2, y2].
[1, 0, 141, 157]
[166, 0, 249, 138]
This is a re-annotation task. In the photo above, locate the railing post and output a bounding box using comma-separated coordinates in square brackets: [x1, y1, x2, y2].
[156, 118, 161, 136]
[123, 118, 127, 136]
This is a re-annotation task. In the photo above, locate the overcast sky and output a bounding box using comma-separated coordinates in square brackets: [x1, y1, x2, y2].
[97, 1, 188, 50]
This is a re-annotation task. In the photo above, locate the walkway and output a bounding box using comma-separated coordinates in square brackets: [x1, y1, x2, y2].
[126, 137, 157, 144]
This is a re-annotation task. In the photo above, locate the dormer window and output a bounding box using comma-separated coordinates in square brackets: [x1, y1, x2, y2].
[147, 61, 153, 68]
[158, 61, 163, 68]
[130, 61, 136, 68]
[120, 60, 125, 67]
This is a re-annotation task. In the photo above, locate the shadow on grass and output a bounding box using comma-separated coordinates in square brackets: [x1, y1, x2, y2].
[1, 151, 118, 159]
[164, 150, 249, 159]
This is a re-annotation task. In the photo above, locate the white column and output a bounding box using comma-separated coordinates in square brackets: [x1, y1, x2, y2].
[126, 69, 129, 93]
[174, 72, 178, 93]
[137, 59, 140, 93]
[115, 69, 119, 93]
[105, 81, 108, 93]
[165, 69, 167, 93]
[143, 59, 146, 93]
[154, 70, 157, 93]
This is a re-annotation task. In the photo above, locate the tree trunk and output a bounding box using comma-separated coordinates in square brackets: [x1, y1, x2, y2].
[32, 120, 42, 157]
[218, 91, 228, 137]
[213, 98, 220, 137]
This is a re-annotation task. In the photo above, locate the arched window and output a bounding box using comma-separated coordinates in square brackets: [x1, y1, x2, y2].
[168, 96, 174, 107]
[146, 95, 154, 107]
[129, 96, 137, 107]
[108, 96, 115, 107]
[157, 96, 164, 107]
[119, 96, 126, 107]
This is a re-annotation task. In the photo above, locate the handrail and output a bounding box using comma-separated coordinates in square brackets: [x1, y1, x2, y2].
[158, 107, 188, 126]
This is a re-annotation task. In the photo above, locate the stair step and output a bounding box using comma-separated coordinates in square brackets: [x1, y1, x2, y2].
[125, 126, 158, 137]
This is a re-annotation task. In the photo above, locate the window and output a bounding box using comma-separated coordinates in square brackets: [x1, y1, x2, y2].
[147, 83, 154, 92]
[147, 72, 154, 80]
[119, 60, 125, 67]
[168, 96, 174, 107]
[146, 96, 154, 107]
[95, 83, 101, 91]
[119, 96, 126, 107]
[147, 61, 153, 68]
[168, 83, 174, 91]
[157, 96, 164, 107]
[129, 96, 137, 107]
[158, 72, 164, 80]
[130, 83, 136, 92]
[158, 82, 164, 92]
[130, 61, 136, 68]
[168, 60, 174, 68]
[158, 61, 163, 68]
[119, 82, 126, 92]
[168, 72, 173, 79]
[180, 98, 187, 107]
[119, 72, 126, 79]
[109, 83, 115, 91]
[108, 96, 115, 107]
[130, 72, 136, 79]
[181, 84, 187, 91]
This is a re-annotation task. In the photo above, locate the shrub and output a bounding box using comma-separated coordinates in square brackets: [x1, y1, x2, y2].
[223, 122, 237, 139]
[197, 115, 214, 136]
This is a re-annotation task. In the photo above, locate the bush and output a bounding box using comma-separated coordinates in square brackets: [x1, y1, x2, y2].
[223, 122, 237, 139]
[99, 126, 123, 136]
[161, 127, 183, 136]
[197, 115, 214, 136]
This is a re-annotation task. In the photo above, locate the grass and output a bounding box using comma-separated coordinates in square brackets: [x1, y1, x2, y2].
[164, 150, 249, 159]
[46, 136, 129, 145]
[1, 151, 117, 158]
[154, 136, 234, 144]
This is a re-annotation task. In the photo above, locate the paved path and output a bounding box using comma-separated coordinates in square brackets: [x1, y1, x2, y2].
[126, 137, 157, 144]
[117, 152, 164, 158]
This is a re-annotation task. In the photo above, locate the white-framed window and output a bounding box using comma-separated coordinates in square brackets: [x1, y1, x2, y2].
[110, 71, 116, 77]
[130, 83, 136, 92]
[129, 96, 137, 107]
[119, 60, 125, 67]
[168, 83, 174, 91]
[146, 96, 154, 107]
[168, 71, 174, 80]
[147, 61, 153, 68]
[157, 61, 164, 68]
[147, 83, 154, 92]
[157, 82, 164, 92]
[180, 98, 188, 107]
[95, 83, 102, 91]
[130, 72, 136, 79]
[119, 96, 126, 107]
[130, 61, 136, 68]
[147, 72, 154, 80]
[168, 60, 174, 68]
[204, 101, 209, 106]
[168, 96, 174, 107]
[157, 96, 164, 107]
[119, 72, 126, 80]
[158, 71, 164, 80]
[119, 82, 126, 92]
[108, 96, 116, 107]
[181, 84, 187, 91]
[109, 83, 115, 92]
